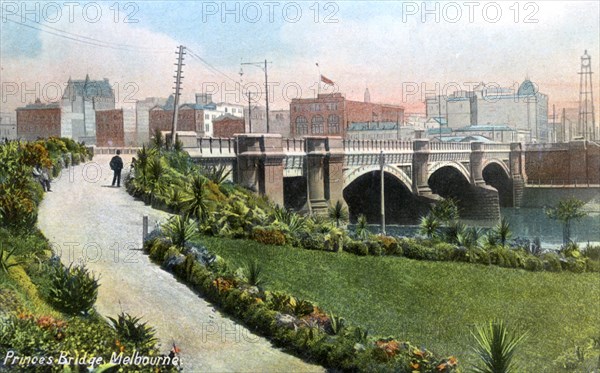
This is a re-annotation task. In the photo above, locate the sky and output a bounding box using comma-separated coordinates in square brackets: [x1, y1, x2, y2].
[1, 0, 599, 115]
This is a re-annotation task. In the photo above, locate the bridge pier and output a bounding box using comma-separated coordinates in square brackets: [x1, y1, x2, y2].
[509, 142, 526, 207]
[234, 134, 285, 206]
[305, 136, 346, 214]
[412, 139, 436, 197]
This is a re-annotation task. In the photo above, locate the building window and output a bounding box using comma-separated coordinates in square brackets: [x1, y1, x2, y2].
[225, 108, 228, 112]
[328, 114, 340, 134]
[295, 116, 308, 135]
[205, 124, 210, 132]
[205, 114, 209, 119]
[311, 115, 324, 134]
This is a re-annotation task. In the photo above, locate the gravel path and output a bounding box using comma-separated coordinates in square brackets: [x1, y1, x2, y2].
[38, 155, 323, 372]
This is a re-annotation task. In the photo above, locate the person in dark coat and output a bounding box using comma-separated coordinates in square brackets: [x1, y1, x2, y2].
[110, 150, 124, 187]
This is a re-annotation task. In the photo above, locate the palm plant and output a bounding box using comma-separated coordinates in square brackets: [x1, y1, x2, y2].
[355, 214, 370, 240]
[272, 206, 308, 235]
[471, 320, 527, 373]
[419, 213, 440, 239]
[328, 200, 349, 228]
[0, 244, 24, 273]
[146, 156, 169, 203]
[202, 165, 232, 186]
[181, 175, 213, 223]
[243, 259, 266, 288]
[494, 218, 512, 247]
[164, 215, 198, 248]
[151, 128, 164, 150]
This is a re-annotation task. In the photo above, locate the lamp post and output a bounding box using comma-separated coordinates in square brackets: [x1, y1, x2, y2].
[379, 150, 386, 235]
[241, 59, 271, 133]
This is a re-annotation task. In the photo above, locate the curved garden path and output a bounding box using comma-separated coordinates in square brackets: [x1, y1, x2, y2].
[38, 154, 323, 372]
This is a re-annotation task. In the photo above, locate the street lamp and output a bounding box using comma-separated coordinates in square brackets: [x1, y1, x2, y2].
[379, 150, 386, 235]
[241, 59, 271, 133]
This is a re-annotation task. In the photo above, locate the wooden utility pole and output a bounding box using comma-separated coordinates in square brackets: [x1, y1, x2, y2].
[170, 45, 186, 147]
[241, 60, 271, 133]
[553, 104, 556, 143]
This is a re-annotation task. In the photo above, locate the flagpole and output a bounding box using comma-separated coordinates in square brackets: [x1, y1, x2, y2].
[316, 62, 321, 98]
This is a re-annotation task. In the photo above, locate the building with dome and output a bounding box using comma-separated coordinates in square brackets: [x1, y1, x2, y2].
[425, 79, 549, 142]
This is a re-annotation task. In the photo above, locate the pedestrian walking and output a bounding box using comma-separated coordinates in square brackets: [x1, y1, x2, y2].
[110, 150, 124, 187]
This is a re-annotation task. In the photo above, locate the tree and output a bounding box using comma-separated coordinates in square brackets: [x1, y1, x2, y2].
[328, 200, 349, 228]
[545, 198, 587, 245]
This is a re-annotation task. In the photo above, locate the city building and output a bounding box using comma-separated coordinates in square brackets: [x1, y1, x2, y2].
[426, 79, 549, 142]
[148, 93, 245, 139]
[95, 108, 136, 147]
[212, 114, 245, 138]
[0, 112, 17, 140]
[290, 92, 404, 138]
[243, 107, 290, 137]
[15, 76, 115, 144]
[136, 97, 168, 144]
[16, 100, 62, 141]
[60, 75, 115, 143]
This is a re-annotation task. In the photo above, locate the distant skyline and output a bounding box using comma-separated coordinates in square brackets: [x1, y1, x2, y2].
[1, 1, 599, 117]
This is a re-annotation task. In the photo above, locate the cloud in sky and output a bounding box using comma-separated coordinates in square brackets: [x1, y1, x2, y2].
[1, 1, 598, 114]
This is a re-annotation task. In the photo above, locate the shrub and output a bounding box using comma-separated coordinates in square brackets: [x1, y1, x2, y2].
[108, 312, 157, 351]
[367, 241, 383, 256]
[299, 232, 325, 251]
[541, 253, 562, 272]
[345, 240, 368, 256]
[251, 227, 286, 246]
[524, 256, 544, 271]
[432, 242, 457, 261]
[376, 236, 400, 255]
[582, 244, 600, 261]
[46, 264, 99, 315]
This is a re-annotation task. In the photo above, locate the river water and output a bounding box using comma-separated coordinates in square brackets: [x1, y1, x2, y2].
[360, 208, 600, 250]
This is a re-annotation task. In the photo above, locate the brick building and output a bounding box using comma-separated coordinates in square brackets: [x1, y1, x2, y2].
[95, 109, 125, 147]
[290, 93, 404, 138]
[149, 104, 203, 139]
[212, 114, 245, 138]
[16, 100, 61, 141]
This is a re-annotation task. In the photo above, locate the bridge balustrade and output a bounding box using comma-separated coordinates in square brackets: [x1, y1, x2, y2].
[429, 142, 471, 152]
[342, 139, 413, 152]
[196, 137, 236, 156]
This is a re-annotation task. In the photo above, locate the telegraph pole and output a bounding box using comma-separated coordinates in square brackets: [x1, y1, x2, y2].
[171, 45, 186, 147]
[241, 60, 271, 133]
[379, 150, 386, 235]
[247, 92, 253, 133]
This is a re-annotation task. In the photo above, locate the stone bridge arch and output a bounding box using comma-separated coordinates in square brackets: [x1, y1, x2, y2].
[344, 164, 414, 193]
[343, 164, 429, 224]
[427, 161, 471, 182]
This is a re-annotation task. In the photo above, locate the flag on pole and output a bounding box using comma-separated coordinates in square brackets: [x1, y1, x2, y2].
[320, 75, 334, 86]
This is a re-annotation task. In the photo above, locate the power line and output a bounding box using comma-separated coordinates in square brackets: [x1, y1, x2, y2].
[0, 7, 172, 53]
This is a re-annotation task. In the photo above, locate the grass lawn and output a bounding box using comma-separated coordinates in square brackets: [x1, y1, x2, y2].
[198, 236, 600, 372]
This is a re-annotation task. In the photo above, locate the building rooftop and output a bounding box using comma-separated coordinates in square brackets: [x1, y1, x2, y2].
[16, 99, 60, 110]
[213, 113, 243, 122]
[455, 125, 514, 132]
[426, 127, 453, 135]
[347, 121, 402, 131]
[65, 76, 114, 99]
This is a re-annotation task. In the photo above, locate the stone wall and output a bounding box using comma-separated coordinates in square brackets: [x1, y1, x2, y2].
[525, 141, 600, 184]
